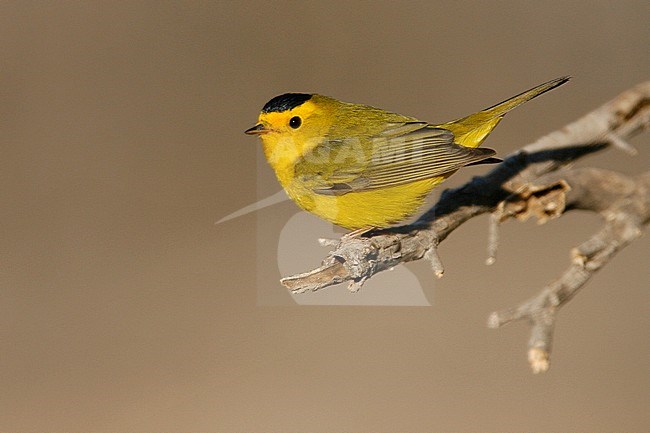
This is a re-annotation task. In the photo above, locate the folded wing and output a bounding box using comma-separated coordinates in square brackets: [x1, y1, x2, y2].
[294, 122, 498, 196]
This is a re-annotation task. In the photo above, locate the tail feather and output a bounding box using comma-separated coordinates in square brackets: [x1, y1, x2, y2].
[481, 76, 571, 118]
[442, 76, 570, 148]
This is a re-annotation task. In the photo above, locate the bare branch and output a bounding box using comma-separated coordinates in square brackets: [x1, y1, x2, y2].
[280, 81, 650, 372]
[488, 169, 650, 372]
[282, 82, 650, 290]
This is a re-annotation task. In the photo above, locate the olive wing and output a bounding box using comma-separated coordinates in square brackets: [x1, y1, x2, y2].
[294, 122, 497, 196]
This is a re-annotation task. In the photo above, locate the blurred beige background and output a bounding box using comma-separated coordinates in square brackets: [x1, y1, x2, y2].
[1, 1, 649, 432]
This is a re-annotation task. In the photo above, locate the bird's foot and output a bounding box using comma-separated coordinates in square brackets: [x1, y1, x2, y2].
[342, 226, 375, 240]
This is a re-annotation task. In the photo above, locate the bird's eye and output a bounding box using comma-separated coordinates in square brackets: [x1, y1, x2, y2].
[289, 116, 302, 129]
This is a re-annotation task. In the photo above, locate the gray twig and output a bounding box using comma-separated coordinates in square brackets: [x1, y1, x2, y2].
[281, 81, 650, 372]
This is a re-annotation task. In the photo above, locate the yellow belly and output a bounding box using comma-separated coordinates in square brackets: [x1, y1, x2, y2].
[287, 177, 445, 230]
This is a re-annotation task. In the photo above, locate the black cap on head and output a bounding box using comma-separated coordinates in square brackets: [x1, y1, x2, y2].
[262, 93, 312, 113]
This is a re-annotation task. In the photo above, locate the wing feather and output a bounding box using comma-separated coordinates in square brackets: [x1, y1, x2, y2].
[295, 122, 497, 196]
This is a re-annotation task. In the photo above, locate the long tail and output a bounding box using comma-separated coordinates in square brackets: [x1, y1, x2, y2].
[442, 76, 571, 148]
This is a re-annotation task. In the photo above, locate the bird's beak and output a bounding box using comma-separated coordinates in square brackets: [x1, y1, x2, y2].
[244, 124, 269, 135]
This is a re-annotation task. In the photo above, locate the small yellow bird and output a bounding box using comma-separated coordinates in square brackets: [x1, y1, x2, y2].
[246, 77, 569, 231]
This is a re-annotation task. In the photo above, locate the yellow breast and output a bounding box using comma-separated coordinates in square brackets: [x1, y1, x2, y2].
[284, 176, 444, 230]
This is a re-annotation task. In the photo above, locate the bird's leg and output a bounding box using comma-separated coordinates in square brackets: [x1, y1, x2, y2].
[342, 226, 376, 240]
[319, 226, 375, 246]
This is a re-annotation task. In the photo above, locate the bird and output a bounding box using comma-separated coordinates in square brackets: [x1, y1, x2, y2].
[245, 76, 569, 232]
